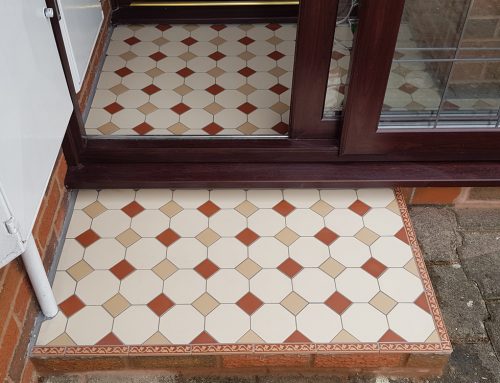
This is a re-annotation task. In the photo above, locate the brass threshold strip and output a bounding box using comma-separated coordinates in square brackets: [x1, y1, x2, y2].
[130, 1, 299, 6]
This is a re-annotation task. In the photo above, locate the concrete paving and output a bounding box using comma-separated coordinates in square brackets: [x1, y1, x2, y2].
[41, 206, 500, 383]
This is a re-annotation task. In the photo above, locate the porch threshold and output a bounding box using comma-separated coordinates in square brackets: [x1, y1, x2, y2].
[31, 188, 451, 376]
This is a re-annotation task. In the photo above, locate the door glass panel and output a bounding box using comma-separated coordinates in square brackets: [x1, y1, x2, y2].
[323, 0, 359, 119]
[85, 12, 299, 137]
[380, 0, 500, 129]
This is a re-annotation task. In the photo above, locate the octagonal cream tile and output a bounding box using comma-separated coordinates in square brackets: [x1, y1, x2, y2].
[248, 209, 285, 236]
[76, 270, 120, 305]
[126, 238, 166, 269]
[356, 188, 395, 208]
[66, 306, 113, 345]
[293, 269, 336, 302]
[379, 269, 424, 302]
[250, 269, 292, 303]
[246, 190, 283, 208]
[336, 269, 379, 302]
[342, 303, 388, 342]
[251, 304, 295, 343]
[167, 238, 207, 268]
[297, 304, 342, 342]
[206, 305, 250, 343]
[289, 238, 330, 267]
[163, 270, 206, 304]
[207, 269, 248, 304]
[249, 237, 288, 268]
[388, 304, 435, 342]
[120, 270, 163, 304]
[363, 209, 403, 236]
[91, 210, 131, 238]
[113, 306, 159, 344]
[57, 239, 85, 270]
[210, 210, 247, 237]
[170, 210, 209, 237]
[330, 237, 371, 267]
[208, 238, 247, 268]
[173, 190, 210, 208]
[160, 305, 204, 344]
[52, 271, 76, 304]
[286, 210, 324, 236]
[131, 210, 170, 237]
[371, 237, 413, 267]
[324, 209, 364, 236]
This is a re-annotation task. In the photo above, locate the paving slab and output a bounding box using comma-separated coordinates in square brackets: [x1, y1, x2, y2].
[462, 253, 500, 300]
[456, 208, 500, 231]
[458, 232, 500, 260]
[428, 264, 488, 343]
[486, 300, 500, 358]
[409, 207, 460, 264]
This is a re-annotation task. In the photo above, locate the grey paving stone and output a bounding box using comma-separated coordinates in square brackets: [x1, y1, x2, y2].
[462, 253, 500, 300]
[456, 208, 500, 231]
[458, 231, 500, 260]
[409, 207, 460, 264]
[428, 264, 488, 343]
[486, 300, 500, 358]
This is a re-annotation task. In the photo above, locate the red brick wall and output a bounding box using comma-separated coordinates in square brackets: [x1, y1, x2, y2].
[0, 153, 69, 383]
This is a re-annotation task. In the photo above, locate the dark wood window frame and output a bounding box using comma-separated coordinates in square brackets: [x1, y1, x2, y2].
[49, 0, 500, 188]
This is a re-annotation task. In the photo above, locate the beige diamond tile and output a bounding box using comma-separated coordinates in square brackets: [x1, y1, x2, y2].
[404, 259, 420, 277]
[370, 292, 397, 315]
[128, 25, 143, 31]
[210, 36, 226, 45]
[239, 51, 256, 61]
[238, 122, 258, 135]
[160, 201, 183, 217]
[183, 24, 198, 32]
[270, 102, 290, 115]
[152, 259, 178, 280]
[331, 329, 359, 343]
[67, 260, 94, 281]
[281, 292, 308, 315]
[236, 258, 262, 279]
[192, 292, 220, 316]
[319, 258, 345, 278]
[109, 84, 129, 96]
[138, 102, 158, 115]
[168, 123, 189, 135]
[267, 36, 284, 45]
[204, 102, 224, 115]
[174, 84, 194, 96]
[144, 331, 171, 345]
[145, 67, 164, 78]
[179, 52, 197, 61]
[196, 228, 221, 246]
[103, 293, 130, 317]
[83, 201, 107, 219]
[48, 333, 76, 346]
[120, 51, 138, 61]
[386, 199, 401, 216]
[238, 330, 265, 344]
[425, 330, 441, 343]
[207, 67, 225, 78]
[115, 228, 141, 247]
[97, 122, 120, 135]
[269, 66, 287, 78]
[311, 200, 334, 217]
[238, 24, 254, 31]
[275, 227, 299, 246]
[235, 200, 258, 217]
[355, 227, 380, 246]
[238, 84, 257, 96]
[153, 37, 169, 46]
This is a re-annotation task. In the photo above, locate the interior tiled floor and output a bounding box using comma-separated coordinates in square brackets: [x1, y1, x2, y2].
[34, 188, 449, 355]
[86, 24, 295, 136]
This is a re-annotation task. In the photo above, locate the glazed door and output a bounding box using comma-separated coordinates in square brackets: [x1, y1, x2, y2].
[341, 0, 500, 160]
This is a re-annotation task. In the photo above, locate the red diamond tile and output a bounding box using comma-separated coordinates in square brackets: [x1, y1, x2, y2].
[285, 330, 311, 343]
[148, 294, 175, 316]
[110, 260, 136, 280]
[399, 83, 418, 94]
[395, 227, 409, 244]
[268, 51, 285, 61]
[133, 122, 154, 135]
[238, 102, 257, 114]
[270, 84, 288, 95]
[142, 84, 161, 95]
[266, 23, 282, 31]
[195, 259, 219, 279]
[362, 258, 388, 278]
[171, 103, 191, 115]
[273, 200, 296, 216]
[209, 51, 226, 61]
[75, 229, 100, 247]
[197, 201, 221, 217]
[121, 201, 145, 218]
[237, 292, 263, 315]
[177, 67, 195, 78]
[211, 24, 226, 31]
[414, 292, 431, 314]
[203, 123, 224, 135]
[149, 51, 167, 61]
[239, 36, 255, 45]
[157, 228, 181, 246]
[104, 102, 124, 114]
[97, 332, 123, 345]
[156, 24, 171, 31]
[206, 84, 224, 95]
[236, 228, 260, 246]
[314, 228, 338, 245]
[325, 292, 352, 314]
[115, 67, 133, 77]
[238, 67, 256, 77]
[379, 330, 406, 342]
[191, 331, 218, 344]
[331, 51, 345, 61]
[59, 295, 85, 317]
[349, 200, 371, 216]
[272, 122, 289, 135]
[443, 101, 460, 110]
[278, 258, 303, 278]
[124, 36, 140, 45]
[181, 37, 197, 46]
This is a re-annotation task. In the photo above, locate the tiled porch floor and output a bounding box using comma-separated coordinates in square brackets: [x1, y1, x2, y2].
[34, 188, 450, 356]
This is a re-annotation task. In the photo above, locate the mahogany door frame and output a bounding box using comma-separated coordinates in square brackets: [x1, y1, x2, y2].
[341, 0, 500, 160]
